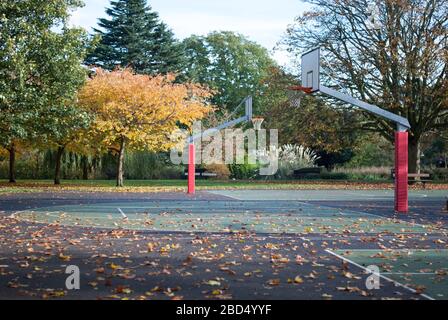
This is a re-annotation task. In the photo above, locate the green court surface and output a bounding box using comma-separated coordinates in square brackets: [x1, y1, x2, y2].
[209, 189, 447, 201]
[14, 200, 440, 234]
[329, 249, 448, 300]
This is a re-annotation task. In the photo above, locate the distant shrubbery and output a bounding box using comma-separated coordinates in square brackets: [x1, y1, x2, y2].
[124, 152, 184, 180]
[229, 163, 260, 180]
[2, 150, 447, 182]
[0, 150, 184, 180]
[333, 166, 391, 181]
[430, 168, 448, 182]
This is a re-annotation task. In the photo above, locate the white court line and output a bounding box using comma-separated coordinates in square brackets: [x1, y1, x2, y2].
[20, 205, 345, 211]
[296, 201, 432, 229]
[191, 195, 434, 229]
[208, 191, 437, 229]
[301, 235, 447, 241]
[341, 191, 433, 199]
[333, 248, 448, 252]
[382, 273, 438, 275]
[117, 208, 128, 219]
[342, 192, 392, 200]
[325, 249, 435, 300]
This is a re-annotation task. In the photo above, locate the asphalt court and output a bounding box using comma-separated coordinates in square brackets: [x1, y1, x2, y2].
[13, 200, 441, 234]
[3, 189, 448, 299]
[12, 190, 447, 234]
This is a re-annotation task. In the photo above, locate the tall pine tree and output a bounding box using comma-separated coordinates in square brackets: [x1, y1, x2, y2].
[86, 0, 184, 74]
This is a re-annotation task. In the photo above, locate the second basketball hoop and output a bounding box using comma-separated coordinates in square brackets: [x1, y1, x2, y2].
[252, 116, 264, 130]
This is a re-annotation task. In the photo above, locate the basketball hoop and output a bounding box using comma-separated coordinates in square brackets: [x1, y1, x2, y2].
[288, 86, 312, 108]
[290, 86, 313, 94]
[252, 117, 264, 130]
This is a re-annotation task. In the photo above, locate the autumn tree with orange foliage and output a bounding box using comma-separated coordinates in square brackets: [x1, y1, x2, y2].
[78, 69, 213, 187]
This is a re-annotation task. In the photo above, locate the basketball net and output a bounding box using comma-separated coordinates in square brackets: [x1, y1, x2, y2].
[288, 86, 312, 108]
[252, 117, 264, 130]
[288, 90, 306, 108]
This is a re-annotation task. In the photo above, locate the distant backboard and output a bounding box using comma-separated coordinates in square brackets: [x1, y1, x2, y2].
[245, 96, 253, 120]
[301, 47, 320, 92]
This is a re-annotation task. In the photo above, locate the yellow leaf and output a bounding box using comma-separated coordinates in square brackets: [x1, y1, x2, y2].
[304, 227, 314, 233]
[294, 276, 304, 284]
[110, 263, 122, 270]
[58, 253, 71, 261]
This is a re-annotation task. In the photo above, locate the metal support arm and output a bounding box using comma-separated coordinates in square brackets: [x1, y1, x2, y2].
[189, 96, 253, 143]
[320, 86, 411, 131]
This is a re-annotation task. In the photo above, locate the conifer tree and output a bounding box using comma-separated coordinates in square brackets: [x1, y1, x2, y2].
[86, 0, 184, 74]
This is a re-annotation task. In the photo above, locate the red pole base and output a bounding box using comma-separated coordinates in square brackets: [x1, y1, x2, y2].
[188, 143, 195, 194]
[395, 131, 408, 213]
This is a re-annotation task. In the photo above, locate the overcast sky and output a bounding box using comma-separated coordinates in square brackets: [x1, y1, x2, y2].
[69, 0, 310, 67]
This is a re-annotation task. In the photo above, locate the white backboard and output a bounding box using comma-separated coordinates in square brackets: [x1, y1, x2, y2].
[301, 47, 320, 92]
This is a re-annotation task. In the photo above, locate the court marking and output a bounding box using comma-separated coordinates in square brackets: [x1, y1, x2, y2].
[207, 190, 448, 206]
[325, 249, 435, 300]
[331, 248, 448, 251]
[117, 208, 128, 219]
[12, 198, 444, 236]
[15, 200, 432, 223]
[382, 273, 437, 275]
[14, 212, 433, 235]
[205, 194, 437, 229]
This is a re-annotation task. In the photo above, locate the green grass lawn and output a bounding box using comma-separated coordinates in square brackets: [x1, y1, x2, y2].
[0, 179, 446, 194]
[0, 178, 389, 193]
[2, 179, 285, 187]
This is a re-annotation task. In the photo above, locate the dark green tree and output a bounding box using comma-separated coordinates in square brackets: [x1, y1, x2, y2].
[86, 0, 184, 74]
[183, 31, 277, 114]
[0, 0, 89, 183]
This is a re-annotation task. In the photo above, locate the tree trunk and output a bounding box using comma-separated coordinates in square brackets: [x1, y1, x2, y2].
[8, 143, 16, 183]
[54, 146, 65, 185]
[408, 137, 421, 174]
[81, 155, 89, 180]
[116, 138, 126, 187]
[35, 153, 40, 179]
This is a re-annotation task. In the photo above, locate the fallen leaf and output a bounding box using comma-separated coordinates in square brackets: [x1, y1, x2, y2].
[294, 276, 304, 284]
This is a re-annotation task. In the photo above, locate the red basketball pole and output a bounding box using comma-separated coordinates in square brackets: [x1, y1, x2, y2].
[395, 131, 408, 213]
[188, 143, 195, 194]
[185, 96, 253, 195]
[317, 85, 411, 213]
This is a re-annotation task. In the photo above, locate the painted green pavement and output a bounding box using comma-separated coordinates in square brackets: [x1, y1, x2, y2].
[209, 189, 447, 201]
[331, 249, 448, 299]
[13, 200, 442, 234]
